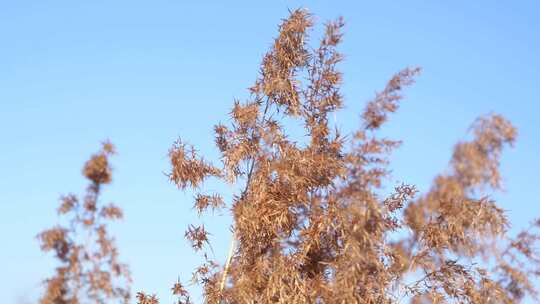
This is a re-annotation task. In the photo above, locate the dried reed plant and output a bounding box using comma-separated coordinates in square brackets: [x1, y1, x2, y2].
[38, 141, 131, 304]
[146, 9, 540, 304]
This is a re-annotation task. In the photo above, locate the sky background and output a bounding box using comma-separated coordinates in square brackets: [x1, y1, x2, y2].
[1, 1, 539, 303]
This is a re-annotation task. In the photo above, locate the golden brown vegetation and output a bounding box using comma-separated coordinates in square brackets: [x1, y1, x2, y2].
[155, 9, 540, 304]
[37, 9, 540, 304]
[38, 142, 130, 304]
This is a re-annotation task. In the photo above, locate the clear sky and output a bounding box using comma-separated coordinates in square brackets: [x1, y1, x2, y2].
[1, 1, 539, 303]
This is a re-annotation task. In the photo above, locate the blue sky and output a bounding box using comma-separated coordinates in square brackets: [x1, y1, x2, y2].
[1, 1, 539, 303]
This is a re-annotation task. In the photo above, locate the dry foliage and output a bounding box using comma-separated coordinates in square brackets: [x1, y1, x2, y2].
[34, 9, 539, 304]
[38, 141, 131, 304]
[153, 9, 540, 304]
